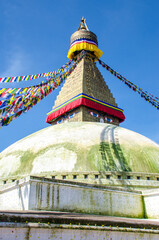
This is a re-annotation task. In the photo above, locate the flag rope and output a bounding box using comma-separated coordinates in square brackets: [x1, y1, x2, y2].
[97, 58, 159, 110]
[0, 60, 73, 83]
[0, 51, 86, 127]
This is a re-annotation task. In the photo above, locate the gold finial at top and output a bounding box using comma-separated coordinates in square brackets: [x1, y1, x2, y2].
[78, 17, 89, 31]
[67, 18, 103, 60]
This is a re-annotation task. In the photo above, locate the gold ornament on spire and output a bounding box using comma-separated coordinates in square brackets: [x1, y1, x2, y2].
[67, 18, 103, 60]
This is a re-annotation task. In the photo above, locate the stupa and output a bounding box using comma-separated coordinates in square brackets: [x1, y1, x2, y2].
[0, 18, 159, 239]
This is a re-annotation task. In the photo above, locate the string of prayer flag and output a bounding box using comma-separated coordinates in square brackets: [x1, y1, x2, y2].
[0, 60, 73, 83]
[98, 59, 159, 110]
[0, 51, 86, 127]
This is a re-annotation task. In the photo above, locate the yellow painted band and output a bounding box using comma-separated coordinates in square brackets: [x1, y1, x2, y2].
[67, 42, 103, 59]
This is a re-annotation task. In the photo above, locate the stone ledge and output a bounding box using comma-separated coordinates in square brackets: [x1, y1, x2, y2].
[0, 176, 141, 194]
[0, 211, 159, 231]
[1, 171, 159, 189]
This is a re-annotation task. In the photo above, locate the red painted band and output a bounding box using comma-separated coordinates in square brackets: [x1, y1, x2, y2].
[46, 98, 125, 123]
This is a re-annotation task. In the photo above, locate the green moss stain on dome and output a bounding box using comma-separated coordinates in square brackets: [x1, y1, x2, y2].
[99, 142, 131, 172]
[121, 145, 159, 173]
[0, 150, 41, 177]
[14, 151, 37, 175]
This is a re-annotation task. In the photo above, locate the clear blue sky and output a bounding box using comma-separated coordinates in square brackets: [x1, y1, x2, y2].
[0, 0, 159, 152]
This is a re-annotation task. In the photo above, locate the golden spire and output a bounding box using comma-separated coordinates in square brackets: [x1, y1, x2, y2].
[78, 17, 89, 31]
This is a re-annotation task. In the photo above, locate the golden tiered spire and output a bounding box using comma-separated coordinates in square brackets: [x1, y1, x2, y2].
[46, 19, 125, 125]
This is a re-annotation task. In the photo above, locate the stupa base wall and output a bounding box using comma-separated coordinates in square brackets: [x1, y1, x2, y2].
[0, 176, 144, 218]
[1, 176, 159, 219]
